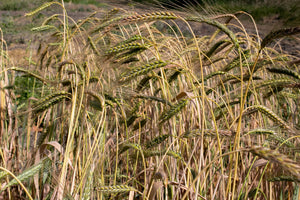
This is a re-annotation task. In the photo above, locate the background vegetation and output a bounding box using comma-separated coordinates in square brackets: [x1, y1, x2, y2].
[0, 0, 299, 199]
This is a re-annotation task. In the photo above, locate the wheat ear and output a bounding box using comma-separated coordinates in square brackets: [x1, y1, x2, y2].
[32, 91, 71, 114]
[145, 134, 170, 149]
[25, 2, 58, 16]
[266, 67, 300, 80]
[121, 11, 177, 24]
[261, 27, 300, 49]
[186, 16, 239, 48]
[1, 158, 50, 191]
[120, 60, 168, 82]
[10, 67, 50, 85]
[159, 99, 188, 125]
[248, 147, 300, 179]
[243, 105, 291, 130]
[106, 42, 149, 55]
[97, 185, 136, 193]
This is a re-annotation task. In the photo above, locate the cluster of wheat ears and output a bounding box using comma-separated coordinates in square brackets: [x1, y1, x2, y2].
[0, 1, 300, 199]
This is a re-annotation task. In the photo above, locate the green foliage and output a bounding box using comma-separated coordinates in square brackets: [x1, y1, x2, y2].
[14, 76, 43, 107]
[0, 0, 28, 11]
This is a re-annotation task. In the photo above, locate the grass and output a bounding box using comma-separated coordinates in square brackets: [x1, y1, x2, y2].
[0, 1, 300, 200]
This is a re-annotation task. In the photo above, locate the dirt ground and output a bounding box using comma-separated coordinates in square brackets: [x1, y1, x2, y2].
[1, 0, 299, 66]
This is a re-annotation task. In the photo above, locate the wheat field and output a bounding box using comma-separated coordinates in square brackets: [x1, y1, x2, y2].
[0, 1, 300, 199]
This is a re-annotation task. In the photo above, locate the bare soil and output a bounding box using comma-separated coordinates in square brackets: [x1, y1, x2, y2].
[2, 0, 299, 65]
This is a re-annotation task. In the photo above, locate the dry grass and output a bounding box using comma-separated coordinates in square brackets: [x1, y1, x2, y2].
[0, 1, 300, 200]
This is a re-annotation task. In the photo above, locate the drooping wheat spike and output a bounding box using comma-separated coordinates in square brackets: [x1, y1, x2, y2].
[221, 50, 250, 72]
[126, 115, 138, 127]
[114, 48, 146, 63]
[243, 105, 291, 130]
[1, 158, 50, 191]
[268, 175, 300, 182]
[133, 118, 147, 131]
[263, 86, 284, 98]
[83, 167, 93, 200]
[186, 15, 239, 48]
[86, 91, 103, 111]
[60, 79, 71, 87]
[88, 76, 99, 83]
[104, 93, 122, 108]
[56, 60, 75, 72]
[10, 67, 50, 85]
[244, 56, 289, 74]
[246, 129, 276, 135]
[168, 69, 183, 84]
[31, 25, 57, 32]
[88, 36, 100, 55]
[285, 83, 300, 88]
[143, 149, 182, 160]
[42, 14, 60, 25]
[159, 99, 188, 125]
[255, 78, 296, 89]
[279, 91, 299, 99]
[25, 2, 58, 16]
[31, 91, 71, 114]
[136, 75, 153, 91]
[36, 128, 49, 147]
[260, 27, 300, 49]
[145, 134, 170, 149]
[196, 71, 226, 84]
[116, 34, 144, 46]
[121, 11, 177, 24]
[266, 67, 300, 80]
[120, 57, 140, 64]
[119, 143, 142, 154]
[0, 171, 8, 180]
[248, 147, 300, 179]
[268, 134, 295, 148]
[97, 185, 136, 193]
[106, 42, 150, 55]
[89, 100, 102, 111]
[118, 56, 139, 64]
[120, 60, 168, 82]
[204, 40, 230, 60]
